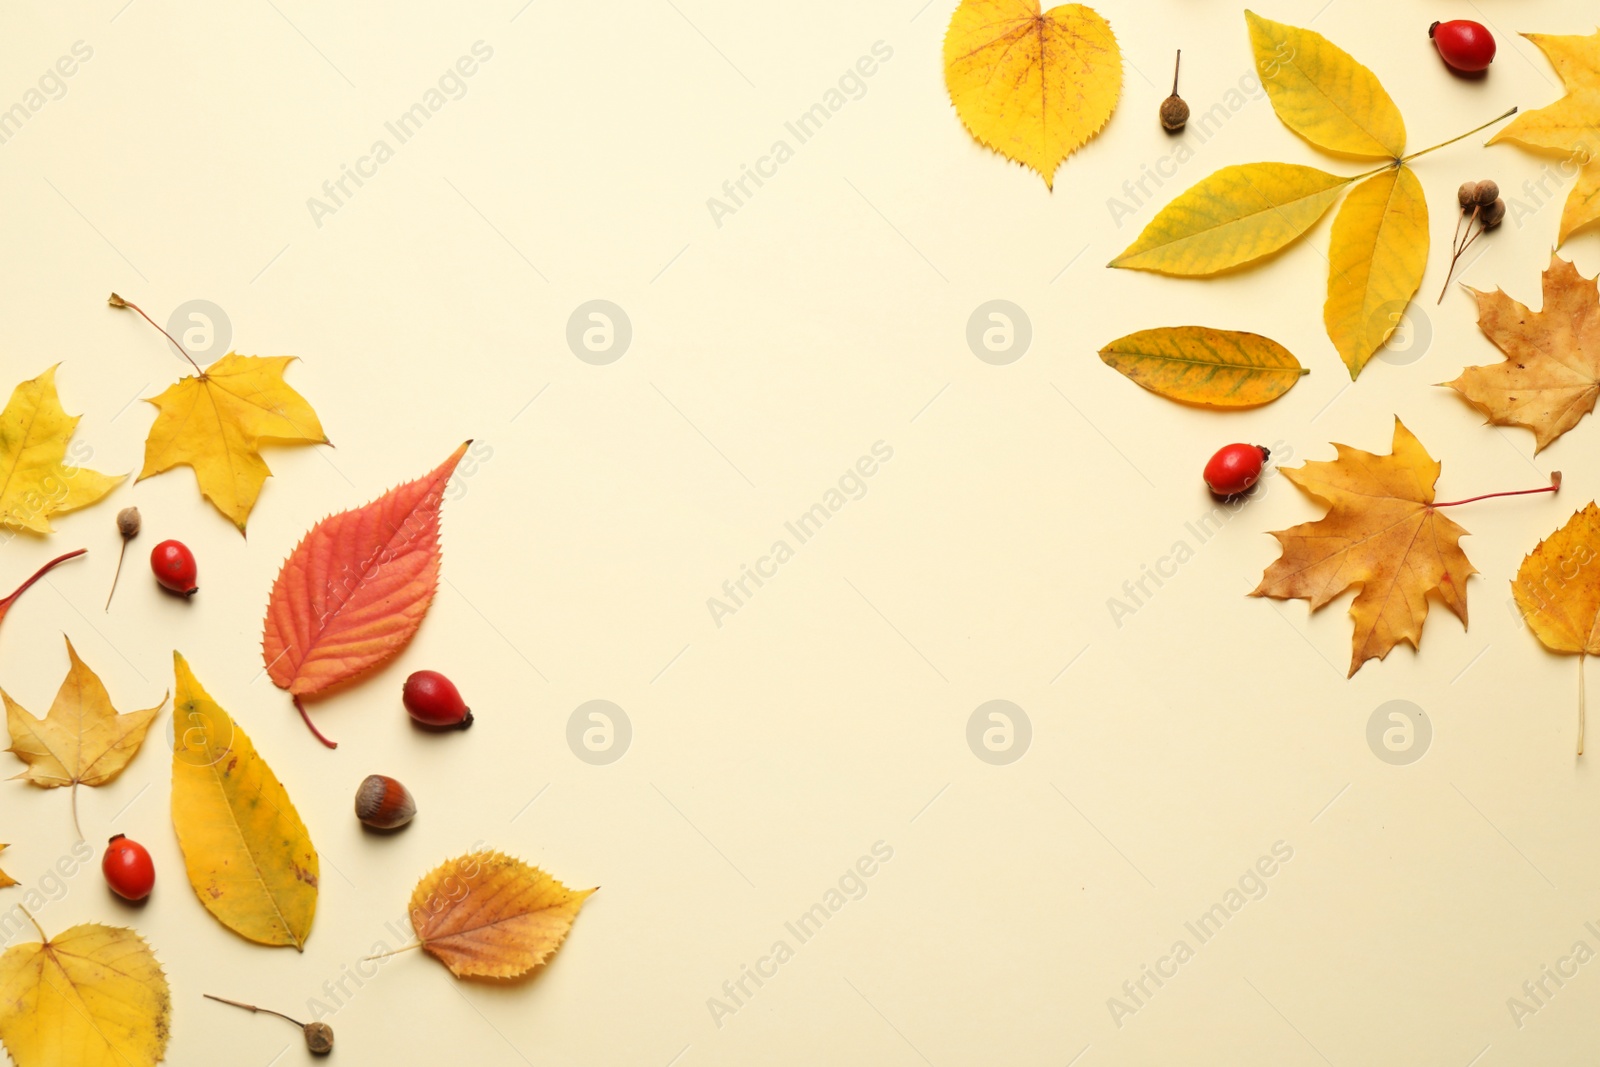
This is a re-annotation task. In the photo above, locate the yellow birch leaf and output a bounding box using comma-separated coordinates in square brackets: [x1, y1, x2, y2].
[170, 652, 318, 950]
[140, 354, 327, 533]
[1511, 503, 1600, 753]
[1110, 163, 1350, 274]
[1246, 10, 1406, 159]
[0, 367, 121, 534]
[408, 850, 595, 979]
[0, 845, 14, 889]
[1560, 159, 1600, 245]
[0, 919, 171, 1067]
[1099, 326, 1308, 407]
[3, 637, 164, 839]
[943, 0, 1121, 188]
[1324, 165, 1428, 378]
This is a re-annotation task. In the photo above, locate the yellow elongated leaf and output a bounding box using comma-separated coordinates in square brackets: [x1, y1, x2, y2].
[1511, 504, 1600, 752]
[1324, 165, 1428, 378]
[0, 367, 121, 534]
[943, 0, 1121, 188]
[0, 845, 14, 888]
[140, 354, 327, 533]
[170, 652, 317, 950]
[1110, 163, 1349, 275]
[4, 637, 164, 839]
[1246, 10, 1405, 159]
[1561, 159, 1600, 245]
[0, 920, 170, 1067]
[1099, 326, 1308, 407]
[409, 851, 594, 979]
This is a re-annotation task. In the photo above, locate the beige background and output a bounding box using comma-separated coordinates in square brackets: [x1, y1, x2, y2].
[0, 0, 1596, 1063]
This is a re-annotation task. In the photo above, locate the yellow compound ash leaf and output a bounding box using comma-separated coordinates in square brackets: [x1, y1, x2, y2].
[1099, 326, 1308, 407]
[408, 850, 595, 979]
[1512, 504, 1600, 753]
[1324, 165, 1428, 378]
[943, 0, 1121, 188]
[1245, 10, 1405, 159]
[0, 367, 121, 534]
[140, 354, 327, 533]
[0, 918, 171, 1067]
[1251, 419, 1474, 677]
[1110, 163, 1350, 275]
[0, 845, 14, 889]
[1444, 254, 1600, 453]
[1489, 32, 1600, 246]
[3, 637, 164, 840]
[170, 652, 318, 950]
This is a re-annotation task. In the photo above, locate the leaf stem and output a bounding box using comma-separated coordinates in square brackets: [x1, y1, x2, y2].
[1580, 653, 1586, 757]
[18, 906, 46, 942]
[1171, 50, 1181, 96]
[1432, 471, 1560, 509]
[105, 540, 129, 612]
[293, 695, 338, 749]
[362, 942, 422, 962]
[0, 549, 87, 619]
[107, 293, 205, 376]
[1400, 106, 1519, 165]
[71, 782, 81, 842]
[204, 994, 307, 1027]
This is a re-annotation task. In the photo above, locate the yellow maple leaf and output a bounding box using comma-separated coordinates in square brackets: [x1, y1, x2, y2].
[943, 0, 1121, 188]
[0, 917, 171, 1067]
[1251, 419, 1476, 676]
[0, 367, 120, 534]
[1444, 254, 1600, 452]
[170, 652, 318, 949]
[1245, 11, 1406, 158]
[1513, 503, 1600, 753]
[1489, 32, 1600, 244]
[1098, 326, 1308, 407]
[1324, 166, 1429, 378]
[0, 845, 14, 889]
[140, 353, 327, 532]
[3, 637, 164, 840]
[406, 850, 594, 978]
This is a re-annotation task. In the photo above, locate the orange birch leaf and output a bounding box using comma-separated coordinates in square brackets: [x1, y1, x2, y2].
[262, 442, 470, 747]
[407, 850, 595, 979]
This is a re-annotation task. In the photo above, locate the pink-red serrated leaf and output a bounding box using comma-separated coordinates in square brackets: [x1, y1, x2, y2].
[263, 442, 469, 745]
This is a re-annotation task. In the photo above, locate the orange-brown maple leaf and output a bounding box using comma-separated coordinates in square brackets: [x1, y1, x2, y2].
[1444, 254, 1600, 453]
[1250, 418, 1475, 676]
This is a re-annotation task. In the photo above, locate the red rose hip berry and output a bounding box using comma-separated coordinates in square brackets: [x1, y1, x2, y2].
[150, 540, 197, 597]
[1204, 443, 1270, 497]
[1430, 20, 1495, 73]
[102, 834, 155, 900]
[402, 670, 472, 729]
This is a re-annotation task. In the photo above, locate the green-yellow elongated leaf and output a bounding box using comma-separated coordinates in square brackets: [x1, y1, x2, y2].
[170, 652, 317, 950]
[1324, 165, 1428, 379]
[1246, 10, 1405, 159]
[1099, 327, 1309, 407]
[1110, 163, 1350, 275]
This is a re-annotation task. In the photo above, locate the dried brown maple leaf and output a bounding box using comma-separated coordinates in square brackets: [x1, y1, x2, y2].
[1251, 418, 1557, 676]
[1444, 254, 1600, 453]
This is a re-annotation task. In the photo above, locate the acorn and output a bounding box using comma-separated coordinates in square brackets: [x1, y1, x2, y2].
[1160, 50, 1189, 132]
[354, 774, 416, 830]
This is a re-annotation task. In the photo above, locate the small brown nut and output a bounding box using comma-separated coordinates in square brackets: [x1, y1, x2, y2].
[1457, 181, 1478, 210]
[354, 774, 415, 830]
[1473, 179, 1500, 207]
[117, 506, 141, 539]
[1480, 198, 1505, 229]
[303, 1022, 334, 1055]
[1159, 95, 1189, 132]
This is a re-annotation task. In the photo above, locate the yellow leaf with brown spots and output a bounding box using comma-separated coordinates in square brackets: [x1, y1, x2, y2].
[170, 652, 317, 949]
